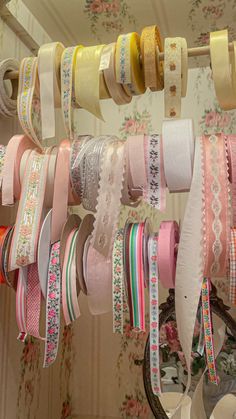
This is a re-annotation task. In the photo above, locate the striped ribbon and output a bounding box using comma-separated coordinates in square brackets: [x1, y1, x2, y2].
[148, 234, 161, 396]
[62, 228, 81, 325]
[43, 241, 61, 367]
[201, 277, 219, 385]
[112, 229, 124, 334]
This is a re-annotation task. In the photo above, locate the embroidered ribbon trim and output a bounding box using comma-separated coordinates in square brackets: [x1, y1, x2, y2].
[112, 229, 124, 334]
[164, 38, 182, 118]
[202, 134, 230, 277]
[16, 267, 27, 342]
[70, 135, 92, 201]
[230, 228, 236, 306]
[17, 57, 42, 148]
[143, 134, 166, 211]
[91, 139, 125, 258]
[201, 277, 218, 385]
[149, 234, 161, 396]
[43, 241, 61, 367]
[62, 228, 80, 325]
[9, 150, 49, 270]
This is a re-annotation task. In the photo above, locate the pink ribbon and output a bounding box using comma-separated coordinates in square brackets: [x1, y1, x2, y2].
[158, 221, 179, 288]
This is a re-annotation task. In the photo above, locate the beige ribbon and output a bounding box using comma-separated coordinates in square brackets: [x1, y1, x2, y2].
[75, 45, 105, 120]
[38, 42, 64, 139]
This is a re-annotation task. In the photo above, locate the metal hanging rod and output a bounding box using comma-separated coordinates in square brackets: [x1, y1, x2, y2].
[3, 42, 235, 81]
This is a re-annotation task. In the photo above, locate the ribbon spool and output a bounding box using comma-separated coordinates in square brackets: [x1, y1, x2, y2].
[76, 214, 95, 295]
[116, 32, 146, 96]
[162, 119, 195, 192]
[158, 221, 179, 289]
[75, 45, 105, 120]
[210, 29, 236, 110]
[37, 209, 52, 299]
[103, 43, 131, 105]
[0, 58, 19, 117]
[140, 25, 164, 91]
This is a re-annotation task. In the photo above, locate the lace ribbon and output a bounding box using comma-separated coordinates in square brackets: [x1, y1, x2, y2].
[91, 139, 125, 258]
[148, 234, 161, 396]
[112, 229, 124, 334]
[143, 134, 166, 211]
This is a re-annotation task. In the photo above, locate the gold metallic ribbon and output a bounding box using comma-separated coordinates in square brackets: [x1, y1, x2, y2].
[116, 32, 146, 96]
[140, 25, 164, 91]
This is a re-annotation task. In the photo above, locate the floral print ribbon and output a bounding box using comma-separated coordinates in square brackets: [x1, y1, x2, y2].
[44, 241, 61, 367]
[143, 134, 166, 211]
[112, 229, 124, 334]
[148, 234, 161, 396]
[9, 150, 50, 270]
[201, 277, 219, 385]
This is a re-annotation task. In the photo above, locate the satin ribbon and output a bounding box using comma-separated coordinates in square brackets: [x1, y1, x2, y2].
[0, 58, 19, 117]
[201, 277, 218, 384]
[202, 134, 230, 277]
[227, 135, 236, 225]
[158, 221, 179, 289]
[148, 234, 161, 396]
[43, 241, 61, 367]
[140, 25, 164, 91]
[38, 42, 64, 139]
[16, 267, 27, 342]
[9, 150, 50, 269]
[91, 139, 125, 258]
[143, 134, 166, 211]
[62, 228, 80, 325]
[0, 225, 11, 284]
[86, 237, 112, 315]
[51, 139, 70, 244]
[126, 135, 147, 199]
[164, 38, 188, 118]
[75, 45, 104, 120]
[116, 32, 146, 96]
[162, 119, 195, 192]
[0, 144, 5, 190]
[112, 229, 124, 334]
[17, 57, 42, 148]
[61, 45, 83, 140]
[2, 135, 34, 205]
[210, 30, 236, 110]
[229, 228, 236, 306]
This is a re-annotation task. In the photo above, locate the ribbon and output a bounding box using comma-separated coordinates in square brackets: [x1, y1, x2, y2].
[210, 29, 236, 110]
[9, 150, 49, 269]
[158, 221, 179, 289]
[112, 229, 124, 334]
[202, 134, 230, 277]
[226, 135, 236, 225]
[62, 228, 81, 325]
[148, 234, 161, 396]
[0, 144, 5, 190]
[51, 139, 70, 244]
[38, 42, 64, 139]
[17, 57, 42, 148]
[116, 32, 146, 96]
[61, 45, 83, 140]
[229, 228, 236, 306]
[75, 45, 104, 120]
[16, 267, 27, 342]
[201, 277, 218, 384]
[26, 263, 45, 340]
[162, 119, 195, 192]
[126, 135, 147, 199]
[91, 139, 125, 258]
[143, 134, 166, 211]
[2, 226, 17, 288]
[0, 225, 12, 284]
[103, 43, 131, 105]
[140, 25, 164, 91]
[2, 135, 34, 206]
[0, 58, 19, 117]
[43, 241, 61, 367]
[69, 135, 92, 201]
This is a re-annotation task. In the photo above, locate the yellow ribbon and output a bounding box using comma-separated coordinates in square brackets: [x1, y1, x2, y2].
[140, 25, 164, 91]
[116, 32, 146, 96]
[38, 42, 64, 139]
[75, 45, 105, 120]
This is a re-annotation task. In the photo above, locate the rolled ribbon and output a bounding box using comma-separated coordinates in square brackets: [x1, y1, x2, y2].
[210, 29, 236, 110]
[112, 229, 124, 334]
[0, 225, 11, 284]
[0, 58, 19, 117]
[140, 25, 164, 91]
[162, 119, 195, 192]
[158, 221, 179, 289]
[148, 234, 161, 396]
[143, 134, 166, 211]
[69, 135, 92, 201]
[116, 32, 146, 96]
[17, 57, 42, 148]
[75, 45, 105, 120]
[103, 43, 131, 105]
[9, 150, 50, 269]
[38, 42, 64, 139]
[2, 135, 34, 205]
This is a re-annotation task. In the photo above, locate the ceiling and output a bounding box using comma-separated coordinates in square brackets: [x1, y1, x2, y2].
[22, 0, 236, 67]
